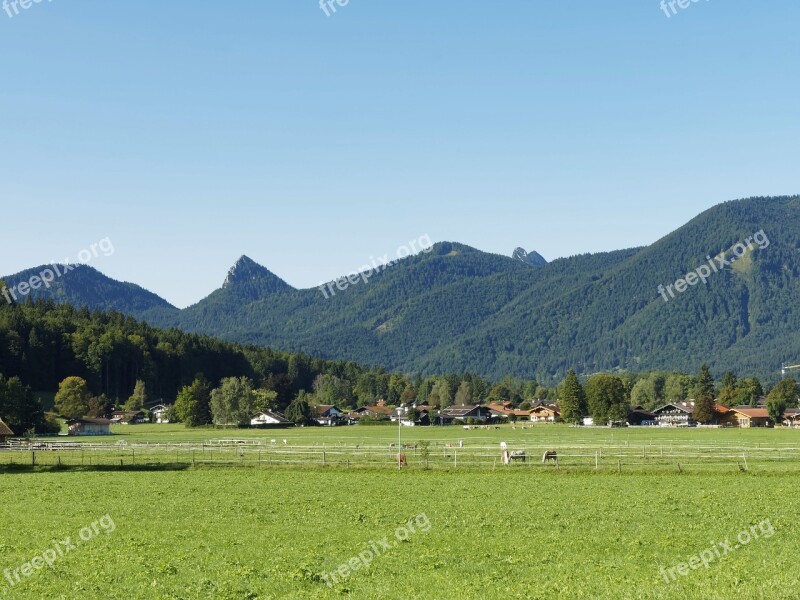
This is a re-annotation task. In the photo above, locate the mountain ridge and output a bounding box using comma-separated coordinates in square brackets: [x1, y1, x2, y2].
[3, 195, 799, 383]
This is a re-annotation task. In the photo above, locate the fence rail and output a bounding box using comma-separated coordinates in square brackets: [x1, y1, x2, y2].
[3, 439, 800, 472]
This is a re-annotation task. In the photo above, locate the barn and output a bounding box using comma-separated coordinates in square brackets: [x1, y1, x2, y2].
[0, 418, 14, 443]
[66, 418, 112, 436]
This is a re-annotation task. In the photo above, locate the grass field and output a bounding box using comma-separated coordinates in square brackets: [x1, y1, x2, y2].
[7, 423, 800, 474]
[3, 425, 800, 599]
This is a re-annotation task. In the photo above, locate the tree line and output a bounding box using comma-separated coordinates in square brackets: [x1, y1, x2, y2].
[1, 293, 796, 433]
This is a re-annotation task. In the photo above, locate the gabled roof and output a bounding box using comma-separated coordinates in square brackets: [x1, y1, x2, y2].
[731, 407, 771, 418]
[312, 405, 346, 418]
[252, 410, 291, 424]
[530, 404, 559, 415]
[67, 418, 112, 425]
[440, 405, 484, 417]
[653, 402, 695, 414]
[358, 405, 394, 416]
[0, 418, 14, 436]
[112, 410, 145, 417]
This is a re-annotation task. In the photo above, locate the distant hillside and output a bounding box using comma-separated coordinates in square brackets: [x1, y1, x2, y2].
[5, 196, 800, 383]
[1, 264, 177, 322]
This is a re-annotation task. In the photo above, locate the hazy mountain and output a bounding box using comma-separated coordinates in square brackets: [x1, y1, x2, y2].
[4, 196, 799, 383]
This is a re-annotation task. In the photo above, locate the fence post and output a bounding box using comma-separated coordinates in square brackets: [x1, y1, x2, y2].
[595, 451, 598, 470]
[742, 454, 748, 472]
[323, 451, 326, 466]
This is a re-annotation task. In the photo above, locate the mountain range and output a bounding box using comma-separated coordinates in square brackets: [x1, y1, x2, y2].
[3, 195, 799, 383]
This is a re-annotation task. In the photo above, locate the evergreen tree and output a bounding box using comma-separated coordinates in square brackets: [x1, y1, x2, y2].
[124, 379, 148, 411]
[174, 375, 212, 427]
[694, 364, 716, 400]
[559, 369, 586, 424]
[693, 395, 715, 424]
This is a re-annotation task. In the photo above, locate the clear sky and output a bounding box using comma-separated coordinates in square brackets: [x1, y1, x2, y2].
[1, 1, 797, 308]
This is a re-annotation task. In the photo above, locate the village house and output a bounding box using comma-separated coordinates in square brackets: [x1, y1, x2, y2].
[313, 405, 346, 426]
[110, 410, 147, 425]
[394, 407, 431, 427]
[436, 404, 491, 425]
[250, 410, 293, 428]
[352, 402, 395, 422]
[487, 402, 532, 421]
[66, 418, 112, 436]
[529, 404, 560, 422]
[783, 408, 800, 427]
[653, 402, 696, 426]
[150, 404, 172, 424]
[729, 407, 774, 428]
[0, 418, 14, 443]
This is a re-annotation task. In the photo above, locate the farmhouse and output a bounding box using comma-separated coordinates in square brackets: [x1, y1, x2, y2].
[783, 408, 800, 427]
[110, 410, 147, 425]
[0, 418, 14, 443]
[250, 410, 292, 428]
[487, 402, 532, 421]
[66, 418, 112, 436]
[730, 407, 774, 428]
[395, 408, 431, 427]
[652, 402, 739, 427]
[313, 405, 346, 426]
[150, 404, 172, 424]
[436, 404, 491, 425]
[530, 405, 559, 422]
[653, 402, 695, 426]
[353, 403, 394, 421]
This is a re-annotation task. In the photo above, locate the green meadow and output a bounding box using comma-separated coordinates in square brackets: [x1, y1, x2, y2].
[3, 425, 800, 599]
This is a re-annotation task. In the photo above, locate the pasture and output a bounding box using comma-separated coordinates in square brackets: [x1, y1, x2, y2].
[2, 425, 800, 599]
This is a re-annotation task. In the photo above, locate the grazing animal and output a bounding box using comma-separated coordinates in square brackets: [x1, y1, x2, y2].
[510, 450, 526, 462]
[542, 451, 558, 464]
[283, 439, 288, 445]
[271, 439, 276, 445]
[397, 452, 408, 468]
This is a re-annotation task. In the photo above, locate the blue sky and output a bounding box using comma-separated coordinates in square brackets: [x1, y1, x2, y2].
[0, 0, 797, 307]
